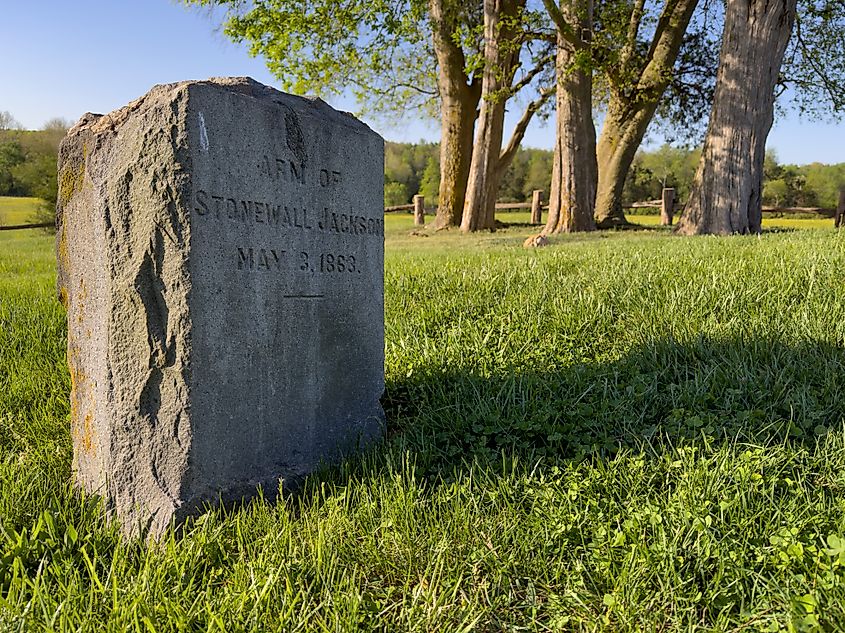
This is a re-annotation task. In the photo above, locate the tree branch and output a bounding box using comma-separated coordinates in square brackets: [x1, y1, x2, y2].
[498, 86, 554, 170]
[508, 52, 555, 96]
[395, 82, 439, 96]
[793, 12, 845, 111]
[620, 0, 647, 70]
[428, 0, 473, 95]
[522, 29, 557, 43]
[541, 0, 580, 48]
[637, 0, 699, 96]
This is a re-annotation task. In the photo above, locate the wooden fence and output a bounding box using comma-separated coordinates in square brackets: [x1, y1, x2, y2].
[387, 190, 548, 226]
[0, 222, 54, 232]
[390, 187, 845, 228]
[2, 188, 842, 231]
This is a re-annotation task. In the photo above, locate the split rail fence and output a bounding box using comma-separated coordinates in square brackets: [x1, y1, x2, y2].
[0, 222, 55, 232]
[2, 188, 844, 232]
[388, 187, 845, 228]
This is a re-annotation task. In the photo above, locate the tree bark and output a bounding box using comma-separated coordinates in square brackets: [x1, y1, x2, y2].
[486, 88, 554, 227]
[461, 0, 522, 232]
[594, 100, 659, 228]
[678, 0, 797, 235]
[543, 24, 597, 234]
[593, 0, 700, 228]
[461, 0, 531, 232]
[461, 87, 507, 233]
[430, 0, 482, 229]
[436, 92, 479, 228]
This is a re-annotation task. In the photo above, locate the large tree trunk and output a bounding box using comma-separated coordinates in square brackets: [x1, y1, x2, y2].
[543, 27, 597, 234]
[595, 100, 660, 228]
[461, 0, 524, 233]
[436, 91, 479, 228]
[430, 0, 482, 229]
[593, 0, 699, 228]
[460, 98, 507, 231]
[678, 0, 796, 235]
[471, 90, 552, 230]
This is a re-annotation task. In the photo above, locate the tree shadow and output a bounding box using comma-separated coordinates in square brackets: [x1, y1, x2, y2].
[170, 334, 845, 534]
[380, 335, 845, 475]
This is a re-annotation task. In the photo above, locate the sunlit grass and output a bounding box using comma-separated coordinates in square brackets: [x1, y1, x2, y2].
[0, 196, 45, 226]
[2, 218, 845, 630]
[384, 209, 835, 238]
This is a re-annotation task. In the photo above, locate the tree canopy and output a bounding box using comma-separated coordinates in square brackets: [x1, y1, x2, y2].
[0, 123, 67, 204]
[185, 0, 439, 119]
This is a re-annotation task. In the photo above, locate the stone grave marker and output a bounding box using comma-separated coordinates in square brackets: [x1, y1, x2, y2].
[56, 77, 385, 537]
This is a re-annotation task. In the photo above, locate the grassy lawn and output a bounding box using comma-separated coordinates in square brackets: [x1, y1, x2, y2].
[0, 197, 47, 227]
[2, 214, 845, 630]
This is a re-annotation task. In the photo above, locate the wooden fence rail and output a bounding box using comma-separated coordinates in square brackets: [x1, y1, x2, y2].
[0, 222, 54, 232]
[386, 190, 550, 225]
[384, 203, 416, 212]
[760, 207, 834, 216]
[385, 189, 845, 228]
[625, 201, 837, 217]
[2, 191, 840, 232]
[383, 197, 659, 215]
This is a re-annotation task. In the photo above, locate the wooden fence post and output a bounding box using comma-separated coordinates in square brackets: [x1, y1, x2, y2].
[413, 195, 425, 226]
[835, 188, 845, 228]
[530, 190, 543, 225]
[661, 188, 675, 226]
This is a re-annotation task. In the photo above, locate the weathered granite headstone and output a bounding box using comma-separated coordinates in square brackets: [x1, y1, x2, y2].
[56, 77, 385, 537]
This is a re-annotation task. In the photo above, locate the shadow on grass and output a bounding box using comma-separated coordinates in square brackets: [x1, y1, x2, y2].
[380, 335, 845, 474]
[222, 333, 845, 517]
[8, 334, 843, 538]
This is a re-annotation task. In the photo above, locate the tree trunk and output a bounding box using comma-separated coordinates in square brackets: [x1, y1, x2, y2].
[430, 0, 482, 229]
[543, 28, 597, 234]
[678, 0, 797, 235]
[460, 83, 507, 233]
[594, 100, 660, 228]
[593, 0, 700, 228]
[462, 0, 526, 232]
[485, 89, 554, 228]
[436, 92, 479, 228]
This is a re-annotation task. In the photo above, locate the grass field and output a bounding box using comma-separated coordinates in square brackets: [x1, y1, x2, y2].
[3, 209, 845, 631]
[0, 197, 46, 228]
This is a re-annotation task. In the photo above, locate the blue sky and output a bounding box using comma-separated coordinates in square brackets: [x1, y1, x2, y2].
[2, 0, 843, 165]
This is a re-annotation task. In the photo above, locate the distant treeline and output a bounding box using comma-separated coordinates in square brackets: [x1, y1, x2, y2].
[385, 141, 554, 207]
[0, 122, 67, 206]
[386, 141, 845, 209]
[2, 132, 842, 213]
[626, 145, 845, 209]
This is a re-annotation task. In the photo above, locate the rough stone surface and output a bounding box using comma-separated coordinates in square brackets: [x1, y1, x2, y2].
[56, 77, 385, 537]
